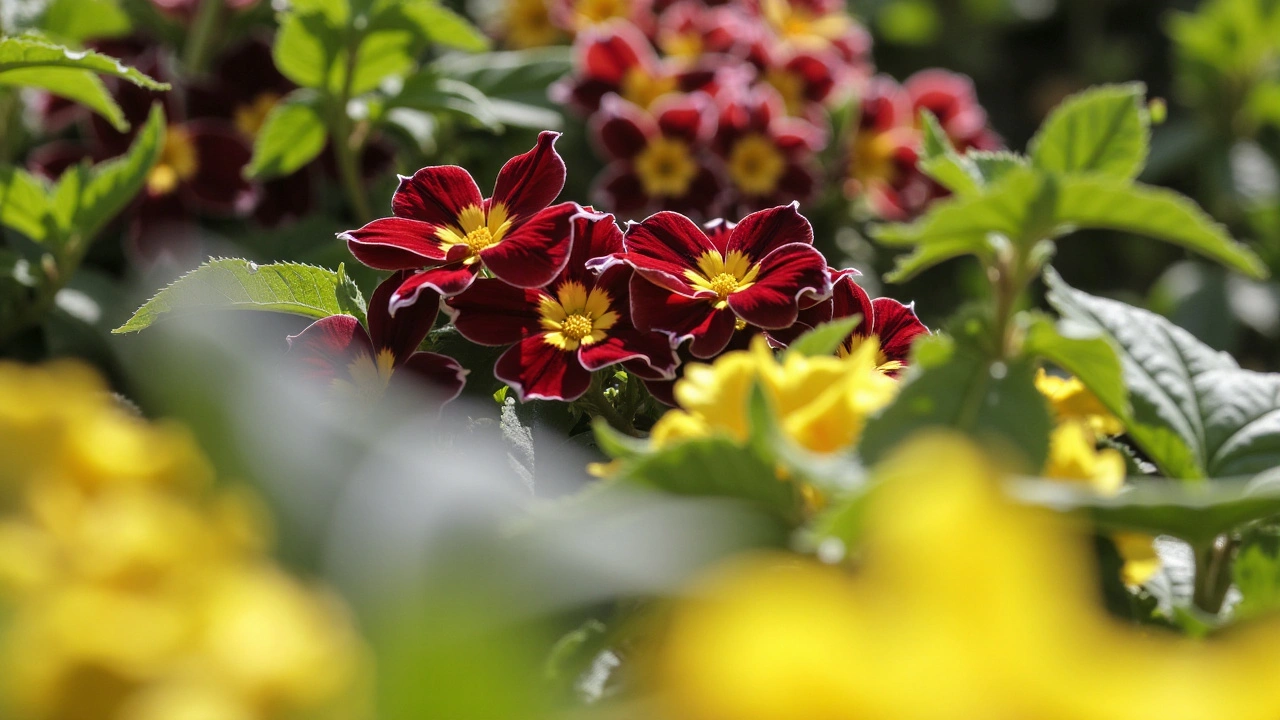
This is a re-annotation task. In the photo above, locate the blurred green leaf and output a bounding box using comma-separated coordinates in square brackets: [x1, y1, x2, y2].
[272, 10, 342, 90]
[245, 92, 328, 180]
[917, 110, 982, 197]
[1029, 83, 1149, 180]
[399, 0, 491, 52]
[0, 35, 168, 89]
[114, 259, 356, 333]
[1234, 526, 1280, 620]
[0, 166, 52, 243]
[67, 103, 165, 243]
[785, 316, 861, 357]
[431, 47, 571, 107]
[392, 75, 502, 130]
[1022, 312, 1133, 423]
[0, 67, 126, 130]
[592, 417, 650, 460]
[37, 0, 131, 42]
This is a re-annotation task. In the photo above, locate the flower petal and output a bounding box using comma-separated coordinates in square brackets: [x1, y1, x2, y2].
[491, 131, 566, 222]
[184, 120, 256, 215]
[286, 314, 374, 383]
[442, 279, 544, 346]
[622, 210, 714, 295]
[654, 92, 714, 144]
[480, 201, 577, 288]
[368, 271, 439, 364]
[392, 165, 484, 224]
[592, 164, 652, 218]
[726, 203, 814, 261]
[390, 264, 479, 312]
[579, 324, 679, 378]
[396, 351, 468, 406]
[342, 217, 448, 270]
[629, 274, 734, 358]
[726, 242, 829, 329]
[495, 335, 593, 402]
[831, 270, 875, 334]
[871, 297, 929, 364]
[563, 210, 626, 286]
[593, 96, 656, 161]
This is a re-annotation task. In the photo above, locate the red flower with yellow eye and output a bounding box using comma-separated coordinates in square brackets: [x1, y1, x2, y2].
[592, 93, 726, 221]
[608, 203, 830, 358]
[552, 20, 721, 114]
[714, 85, 825, 215]
[843, 75, 933, 220]
[798, 270, 928, 374]
[756, 48, 842, 120]
[287, 272, 467, 407]
[655, 1, 760, 65]
[342, 131, 575, 309]
[443, 211, 678, 402]
[755, 0, 872, 66]
[551, 0, 654, 35]
[905, 69, 1002, 152]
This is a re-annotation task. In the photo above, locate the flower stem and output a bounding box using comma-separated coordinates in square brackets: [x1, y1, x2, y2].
[330, 38, 373, 224]
[183, 0, 223, 77]
[1193, 535, 1236, 615]
[586, 377, 642, 438]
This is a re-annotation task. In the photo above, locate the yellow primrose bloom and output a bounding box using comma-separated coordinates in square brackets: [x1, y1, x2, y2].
[657, 433, 1280, 720]
[1035, 368, 1124, 437]
[1043, 420, 1126, 495]
[651, 335, 898, 455]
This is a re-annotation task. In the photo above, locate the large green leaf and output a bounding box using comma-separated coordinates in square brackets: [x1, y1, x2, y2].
[0, 166, 52, 242]
[1028, 83, 1149, 180]
[0, 35, 167, 89]
[37, 0, 132, 42]
[1046, 270, 1280, 479]
[0, 67, 127, 130]
[272, 10, 343, 90]
[431, 47, 571, 107]
[399, 0, 491, 53]
[858, 333, 1054, 472]
[63, 103, 166, 244]
[245, 93, 328, 180]
[1022, 312, 1132, 423]
[784, 316, 861, 357]
[114, 259, 365, 333]
[1011, 474, 1280, 546]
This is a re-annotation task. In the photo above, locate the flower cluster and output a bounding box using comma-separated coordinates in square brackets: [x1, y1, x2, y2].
[535, 0, 997, 222]
[0, 361, 367, 720]
[336, 134, 927, 404]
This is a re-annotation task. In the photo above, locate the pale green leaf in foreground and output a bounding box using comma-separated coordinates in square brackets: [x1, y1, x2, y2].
[66, 104, 166, 244]
[114, 259, 362, 333]
[0, 67, 128, 130]
[1029, 82, 1149, 180]
[0, 35, 168, 89]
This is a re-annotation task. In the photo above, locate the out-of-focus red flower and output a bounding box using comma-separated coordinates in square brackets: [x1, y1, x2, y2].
[552, 21, 721, 114]
[343, 131, 573, 306]
[496, 0, 568, 48]
[655, 1, 760, 65]
[444, 210, 678, 402]
[843, 75, 932, 220]
[755, 47, 842, 121]
[591, 94, 725, 220]
[754, 0, 872, 69]
[287, 272, 466, 407]
[605, 203, 830, 358]
[551, 0, 655, 35]
[904, 69, 1002, 151]
[713, 85, 824, 215]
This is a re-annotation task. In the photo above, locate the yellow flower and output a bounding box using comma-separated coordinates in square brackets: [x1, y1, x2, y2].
[1035, 368, 1124, 437]
[657, 433, 1280, 720]
[1043, 420, 1126, 495]
[651, 335, 898, 455]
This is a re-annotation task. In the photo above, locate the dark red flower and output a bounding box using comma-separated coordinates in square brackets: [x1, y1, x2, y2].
[591, 93, 725, 220]
[842, 75, 933, 220]
[550, 0, 654, 35]
[443, 210, 678, 402]
[904, 69, 1002, 151]
[608, 203, 830, 358]
[551, 20, 721, 114]
[343, 131, 573, 307]
[800, 270, 928, 374]
[655, 1, 761, 65]
[713, 85, 825, 215]
[287, 272, 467, 407]
[754, 0, 872, 69]
[755, 47, 843, 122]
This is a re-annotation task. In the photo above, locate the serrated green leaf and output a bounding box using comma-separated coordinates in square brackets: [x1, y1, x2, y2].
[0, 35, 167, 90]
[967, 151, 1028, 184]
[70, 103, 165, 243]
[334, 263, 368, 324]
[1054, 176, 1268, 279]
[784, 315, 861, 357]
[1011, 475, 1280, 546]
[245, 94, 328, 179]
[1022, 312, 1133, 423]
[1029, 82, 1149, 180]
[1045, 270, 1280, 478]
[400, 0, 491, 53]
[858, 332, 1053, 473]
[0, 67, 127, 130]
[915, 109, 981, 196]
[884, 236, 990, 283]
[0, 166, 53, 242]
[113, 259, 358, 333]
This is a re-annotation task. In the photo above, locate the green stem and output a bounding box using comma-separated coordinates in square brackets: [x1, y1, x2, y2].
[1193, 536, 1236, 615]
[330, 37, 373, 224]
[182, 0, 224, 77]
[586, 377, 642, 438]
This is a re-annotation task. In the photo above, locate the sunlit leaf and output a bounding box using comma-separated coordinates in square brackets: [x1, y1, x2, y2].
[245, 93, 328, 180]
[1029, 82, 1149, 180]
[0, 35, 167, 89]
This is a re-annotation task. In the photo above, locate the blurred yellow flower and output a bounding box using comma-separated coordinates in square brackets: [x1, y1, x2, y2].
[651, 335, 899, 455]
[1035, 368, 1124, 437]
[0, 361, 369, 720]
[657, 433, 1280, 720]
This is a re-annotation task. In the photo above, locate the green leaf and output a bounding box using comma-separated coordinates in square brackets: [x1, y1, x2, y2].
[334, 262, 368, 324]
[0, 166, 53, 242]
[113, 259, 359, 333]
[1022, 312, 1133, 423]
[391, 75, 502, 130]
[1234, 526, 1280, 620]
[68, 103, 165, 243]
[622, 435, 803, 524]
[1054, 176, 1267, 279]
[272, 10, 343, 90]
[785, 315, 861, 357]
[0, 66, 128, 130]
[1029, 83, 1149, 180]
[591, 416, 651, 460]
[858, 332, 1054, 472]
[400, 0, 491, 53]
[37, 0, 131, 42]
[0, 35, 168, 90]
[967, 151, 1028, 185]
[915, 110, 981, 196]
[883, 236, 990, 283]
[245, 93, 328, 180]
[431, 47, 571, 107]
[1045, 270, 1280, 478]
[1010, 475, 1280, 547]
[348, 27, 420, 96]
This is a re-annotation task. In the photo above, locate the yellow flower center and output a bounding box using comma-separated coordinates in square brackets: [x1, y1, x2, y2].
[506, 0, 561, 48]
[662, 32, 704, 61]
[574, 0, 631, 26]
[331, 348, 396, 405]
[146, 126, 198, 197]
[727, 134, 786, 196]
[539, 281, 620, 351]
[849, 127, 913, 191]
[436, 203, 512, 263]
[734, 317, 748, 331]
[634, 137, 698, 198]
[621, 68, 677, 110]
[684, 250, 760, 308]
[840, 335, 902, 373]
[762, 0, 852, 50]
[764, 68, 806, 116]
[233, 92, 281, 139]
